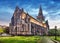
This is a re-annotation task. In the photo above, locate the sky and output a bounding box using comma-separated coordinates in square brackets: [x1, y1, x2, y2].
[0, 0, 60, 29]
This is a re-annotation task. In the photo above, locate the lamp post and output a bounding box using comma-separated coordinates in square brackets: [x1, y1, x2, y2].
[55, 26, 57, 40]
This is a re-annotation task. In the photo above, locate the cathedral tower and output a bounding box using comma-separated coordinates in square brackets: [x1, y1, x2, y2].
[37, 5, 45, 22]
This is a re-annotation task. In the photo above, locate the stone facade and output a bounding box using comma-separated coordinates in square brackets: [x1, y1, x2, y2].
[9, 6, 49, 35]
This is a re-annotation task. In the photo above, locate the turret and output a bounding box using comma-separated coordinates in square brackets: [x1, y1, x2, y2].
[46, 20, 49, 30]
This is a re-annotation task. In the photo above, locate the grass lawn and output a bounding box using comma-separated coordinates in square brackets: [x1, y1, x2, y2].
[0, 36, 41, 43]
[48, 36, 60, 42]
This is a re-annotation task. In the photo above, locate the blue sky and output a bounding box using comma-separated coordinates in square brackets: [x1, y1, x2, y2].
[0, 0, 60, 28]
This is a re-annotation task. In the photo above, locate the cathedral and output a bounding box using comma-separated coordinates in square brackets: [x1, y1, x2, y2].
[9, 6, 49, 35]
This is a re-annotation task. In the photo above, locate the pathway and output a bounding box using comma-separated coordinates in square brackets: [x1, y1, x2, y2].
[38, 37, 55, 43]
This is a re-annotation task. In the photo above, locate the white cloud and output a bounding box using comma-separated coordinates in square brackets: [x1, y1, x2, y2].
[28, 8, 39, 15]
[0, 7, 14, 26]
[0, 7, 14, 14]
[0, 21, 9, 26]
[55, 10, 60, 14]
[49, 20, 60, 29]
[50, 1, 55, 4]
[28, 8, 48, 16]
[43, 10, 48, 15]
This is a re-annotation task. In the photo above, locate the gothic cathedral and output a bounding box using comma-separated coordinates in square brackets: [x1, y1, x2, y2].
[9, 6, 49, 35]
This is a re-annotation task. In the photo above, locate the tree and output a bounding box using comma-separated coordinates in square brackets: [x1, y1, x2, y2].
[4, 27, 9, 34]
[48, 29, 60, 36]
[0, 28, 4, 34]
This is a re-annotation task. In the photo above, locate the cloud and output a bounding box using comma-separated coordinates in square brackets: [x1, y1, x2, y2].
[0, 21, 9, 26]
[53, 0, 60, 2]
[47, 10, 60, 20]
[0, 6, 14, 26]
[49, 20, 60, 28]
[28, 8, 38, 15]
[50, 1, 55, 4]
[0, 7, 14, 14]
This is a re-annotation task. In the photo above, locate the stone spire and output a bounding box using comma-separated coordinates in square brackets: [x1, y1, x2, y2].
[38, 5, 43, 16]
[37, 5, 45, 22]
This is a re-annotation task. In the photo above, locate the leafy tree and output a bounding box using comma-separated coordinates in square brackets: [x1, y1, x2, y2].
[0, 28, 4, 34]
[48, 29, 60, 36]
[0, 27, 9, 34]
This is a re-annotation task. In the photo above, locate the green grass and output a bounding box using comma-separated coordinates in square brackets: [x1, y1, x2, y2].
[48, 36, 60, 42]
[0, 36, 41, 43]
